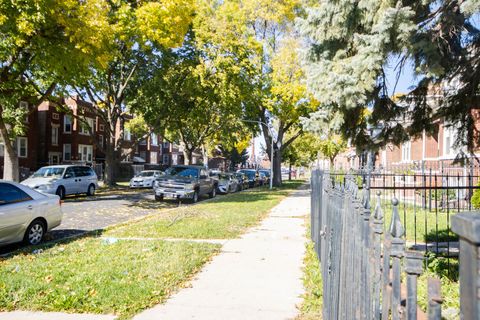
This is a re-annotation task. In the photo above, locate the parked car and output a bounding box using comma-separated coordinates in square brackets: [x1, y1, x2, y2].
[216, 173, 238, 194]
[237, 169, 260, 188]
[153, 165, 217, 203]
[21, 165, 99, 199]
[235, 172, 250, 191]
[258, 171, 269, 186]
[129, 170, 163, 188]
[0, 180, 63, 246]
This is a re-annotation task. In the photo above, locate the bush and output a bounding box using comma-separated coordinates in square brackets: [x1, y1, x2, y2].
[471, 181, 480, 209]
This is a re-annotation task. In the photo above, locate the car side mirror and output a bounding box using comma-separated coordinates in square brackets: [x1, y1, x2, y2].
[64, 173, 72, 179]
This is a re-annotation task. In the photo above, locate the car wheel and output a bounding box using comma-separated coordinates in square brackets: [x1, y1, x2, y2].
[56, 186, 65, 199]
[24, 219, 46, 246]
[87, 184, 95, 196]
[209, 187, 216, 198]
[155, 194, 164, 201]
[192, 190, 199, 203]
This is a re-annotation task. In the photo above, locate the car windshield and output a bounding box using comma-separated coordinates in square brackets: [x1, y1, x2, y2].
[240, 171, 255, 178]
[166, 167, 199, 178]
[138, 171, 155, 177]
[32, 167, 65, 178]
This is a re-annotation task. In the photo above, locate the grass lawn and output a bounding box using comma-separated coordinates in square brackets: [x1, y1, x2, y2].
[0, 180, 304, 319]
[105, 180, 305, 240]
[0, 238, 219, 319]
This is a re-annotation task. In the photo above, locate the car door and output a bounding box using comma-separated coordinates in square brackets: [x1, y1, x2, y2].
[76, 167, 90, 193]
[62, 167, 78, 195]
[0, 183, 34, 244]
[199, 169, 210, 195]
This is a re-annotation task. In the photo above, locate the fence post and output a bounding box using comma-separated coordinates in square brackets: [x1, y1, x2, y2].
[389, 197, 405, 320]
[451, 213, 480, 320]
[427, 278, 442, 320]
[404, 250, 424, 320]
[372, 191, 384, 320]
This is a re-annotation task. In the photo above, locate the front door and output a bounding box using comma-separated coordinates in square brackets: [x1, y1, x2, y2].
[62, 167, 79, 195]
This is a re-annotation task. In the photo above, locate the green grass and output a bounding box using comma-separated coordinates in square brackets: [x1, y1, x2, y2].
[296, 239, 323, 320]
[0, 238, 219, 319]
[105, 181, 305, 239]
[0, 180, 304, 319]
[372, 199, 458, 243]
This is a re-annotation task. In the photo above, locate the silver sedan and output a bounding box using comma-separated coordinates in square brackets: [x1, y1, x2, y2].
[0, 180, 63, 246]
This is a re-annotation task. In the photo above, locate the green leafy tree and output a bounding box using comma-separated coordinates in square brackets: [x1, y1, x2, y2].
[298, 1, 480, 155]
[0, 0, 110, 181]
[72, 0, 194, 186]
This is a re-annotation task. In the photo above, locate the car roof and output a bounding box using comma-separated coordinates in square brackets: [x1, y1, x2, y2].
[37, 165, 89, 169]
[172, 165, 204, 169]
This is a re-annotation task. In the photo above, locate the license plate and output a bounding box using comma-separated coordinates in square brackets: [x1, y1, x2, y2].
[164, 193, 176, 199]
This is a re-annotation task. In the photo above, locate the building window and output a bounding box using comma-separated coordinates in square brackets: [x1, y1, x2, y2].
[151, 133, 158, 146]
[17, 137, 27, 158]
[63, 144, 71, 161]
[52, 113, 59, 120]
[98, 134, 104, 149]
[401, 141, 411, 162]
[163, 154, 169, 164]
[80, 118, 95, 135]
[64, 115, 72, 133]
[20, 101, 28, 123]
[139, 151, 146, 161]
[78, 144, 93, 162]
[99, 124, 104, 132]
[0, 142, 4, 157]
[444, 125, 461, 157]
[150, 151, 158, 164]
[163, 141, 169, 148]
[51, 126, 59, 146]
[124, 128, 131, 141]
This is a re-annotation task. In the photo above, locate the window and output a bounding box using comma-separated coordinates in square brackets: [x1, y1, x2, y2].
[163, 141, 170, 148]
[401, 141, 411, 162]
[78, 144, 93, 162]
[64, 115, 72, 133]
[80, 118, 94, 135]
[64, 167, 75, 179]
[124, 128, 131, 141]
[17, 137, 27, 158]
[63, 144, 71, 161]
[73, 166, 93, 177]
[151, 133, 158, 146]
[20, 101, 28, 123]
[140, 151, 146, 161]
[99, 124, 104, 132]
[150, 151, 157, 164]
[0, 183, 32, 205]
[444, 125, 461, 157]
[98, 134, 104, 149]
[51, 126, 59, 146]
[163, 154, 169, 164]
[0, 142, 4, 157]
[52, 113, 59, 120]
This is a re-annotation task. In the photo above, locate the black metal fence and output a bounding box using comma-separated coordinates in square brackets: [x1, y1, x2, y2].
[311, 169, 480, 319]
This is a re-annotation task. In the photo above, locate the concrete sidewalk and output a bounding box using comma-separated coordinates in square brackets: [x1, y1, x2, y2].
[134, 186, 309, 320]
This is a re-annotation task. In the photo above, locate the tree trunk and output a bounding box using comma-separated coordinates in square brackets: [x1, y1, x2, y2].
[201, 145, 208, 168]
[272, 150, 282, 187]
[288, 163, 292, 181]
[0, 116, 19, 181]
[183, 149, 193, 165]
[104, 145, 116, 187]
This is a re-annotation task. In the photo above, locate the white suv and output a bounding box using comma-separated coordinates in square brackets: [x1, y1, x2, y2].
[21, 165, 99, 199]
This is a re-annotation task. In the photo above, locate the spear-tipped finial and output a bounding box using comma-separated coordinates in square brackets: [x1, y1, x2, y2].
[374, 191, 383, 220]
[389, 197, 405, 238]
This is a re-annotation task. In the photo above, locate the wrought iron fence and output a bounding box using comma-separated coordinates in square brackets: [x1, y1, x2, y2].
[311, 169, 480, 319]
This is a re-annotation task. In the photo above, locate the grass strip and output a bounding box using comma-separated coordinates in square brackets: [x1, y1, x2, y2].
[0, 238, 219, 319]
[105, 180, 305, 240]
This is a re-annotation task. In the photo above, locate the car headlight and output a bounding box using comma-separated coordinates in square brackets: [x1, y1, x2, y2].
[184, 183, 194, 190]
[37, 184, 53, 190]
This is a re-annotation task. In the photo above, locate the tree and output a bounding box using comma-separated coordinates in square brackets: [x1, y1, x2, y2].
[73, 0, 194, 186]
[0, 0, 110, 181]
[283, 132, 322, 178]
[195, 0, 317, 186]
[134, 22, 251, 165]
[298, 1, 480, 155]
[218, 145, 250, 171]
